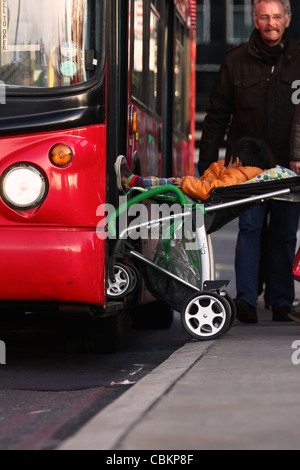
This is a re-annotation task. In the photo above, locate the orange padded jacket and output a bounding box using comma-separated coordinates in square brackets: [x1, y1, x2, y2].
[181, 162, 263, 200]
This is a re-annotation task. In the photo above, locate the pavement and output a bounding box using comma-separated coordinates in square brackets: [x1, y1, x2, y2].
[58, 303, 300, 451]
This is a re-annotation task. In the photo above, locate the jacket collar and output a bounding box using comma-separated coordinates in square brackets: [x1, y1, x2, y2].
[248, 28, 299, 63]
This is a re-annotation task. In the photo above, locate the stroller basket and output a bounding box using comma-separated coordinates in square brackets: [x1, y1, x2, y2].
[141, 262, 197, 312]
[108, 177, 300, 341]
[140, 230, 203, 312]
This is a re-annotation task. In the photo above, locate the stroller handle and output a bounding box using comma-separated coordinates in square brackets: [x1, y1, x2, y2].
[108, 185, 192, 238]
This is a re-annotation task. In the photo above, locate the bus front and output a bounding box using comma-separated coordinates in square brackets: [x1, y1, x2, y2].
[0, 0, 108, 309]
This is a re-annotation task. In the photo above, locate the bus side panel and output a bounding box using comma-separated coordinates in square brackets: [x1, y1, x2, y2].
[0, 229, 106, 304]
[173, 138, 189, 178]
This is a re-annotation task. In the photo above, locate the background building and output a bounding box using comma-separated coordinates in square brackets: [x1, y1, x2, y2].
[195, 0, 300, 159]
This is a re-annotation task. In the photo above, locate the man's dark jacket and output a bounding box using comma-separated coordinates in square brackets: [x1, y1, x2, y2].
[199, 29, 300, 174]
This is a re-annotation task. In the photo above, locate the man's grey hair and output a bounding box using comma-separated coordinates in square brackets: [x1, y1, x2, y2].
[254, 0, 292, 17]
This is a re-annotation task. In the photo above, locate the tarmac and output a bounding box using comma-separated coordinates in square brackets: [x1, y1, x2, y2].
[59, 305, 300, 451]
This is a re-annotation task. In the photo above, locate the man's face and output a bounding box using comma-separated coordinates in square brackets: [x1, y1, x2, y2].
[254, 1, 291, 46]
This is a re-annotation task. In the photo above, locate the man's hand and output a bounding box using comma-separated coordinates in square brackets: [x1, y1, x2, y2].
[290, 161, 300, 175]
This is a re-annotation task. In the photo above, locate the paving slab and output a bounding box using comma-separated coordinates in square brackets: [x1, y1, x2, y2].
[59, 309, 300, 451]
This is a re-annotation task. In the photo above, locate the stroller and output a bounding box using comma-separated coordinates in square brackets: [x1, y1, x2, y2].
[107, 176, 300, 341]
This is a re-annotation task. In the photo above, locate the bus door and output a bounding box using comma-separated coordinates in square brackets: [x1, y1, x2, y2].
[127, 0, 195, 178]
[128, 0, 164, 177]
[125, 0, 195, 318]
[172, 3, 195, 178]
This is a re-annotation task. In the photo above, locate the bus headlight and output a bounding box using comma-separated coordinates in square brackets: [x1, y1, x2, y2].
[0, 164, 48, 210]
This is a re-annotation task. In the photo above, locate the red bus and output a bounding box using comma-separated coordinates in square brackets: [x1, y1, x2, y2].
[0, 0, 196, 352]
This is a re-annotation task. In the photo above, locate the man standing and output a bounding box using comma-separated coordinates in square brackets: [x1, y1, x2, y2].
[199, 0, 300, 323]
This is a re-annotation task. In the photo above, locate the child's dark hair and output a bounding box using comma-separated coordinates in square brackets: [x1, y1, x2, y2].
[225, 137, 270, 169]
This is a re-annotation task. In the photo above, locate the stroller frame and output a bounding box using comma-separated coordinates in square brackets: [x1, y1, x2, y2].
[108, 181, 300, 341]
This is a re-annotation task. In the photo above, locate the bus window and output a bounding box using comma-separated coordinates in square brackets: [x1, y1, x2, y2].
[174, 15, 190, 137]
[0, 0, 102, 88]
[148, 4, 161, 115]
[131, 0, 162, 117]
[132, 0, 144, 103]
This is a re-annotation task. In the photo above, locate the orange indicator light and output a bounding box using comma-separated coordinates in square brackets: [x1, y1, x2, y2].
[50, 144, 73, 167]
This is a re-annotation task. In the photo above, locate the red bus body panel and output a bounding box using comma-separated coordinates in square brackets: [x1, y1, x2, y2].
[0, 228, 104, 304]
[0, 125, 107, 305]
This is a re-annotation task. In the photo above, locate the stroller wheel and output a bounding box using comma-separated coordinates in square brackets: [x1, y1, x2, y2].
[107, 262, 139, 300]
[181, 291, 231, 341]
[222, 292, 237, 330]
[125, 263, 140, 298]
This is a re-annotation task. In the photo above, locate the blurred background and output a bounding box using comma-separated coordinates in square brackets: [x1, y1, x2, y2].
[195, 0, 300, 163]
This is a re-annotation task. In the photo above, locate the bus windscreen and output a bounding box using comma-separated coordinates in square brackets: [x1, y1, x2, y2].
[0, 0, 102, 88]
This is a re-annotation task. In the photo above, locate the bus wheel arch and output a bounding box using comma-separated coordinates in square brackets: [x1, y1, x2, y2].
[64, 306, 129, 354]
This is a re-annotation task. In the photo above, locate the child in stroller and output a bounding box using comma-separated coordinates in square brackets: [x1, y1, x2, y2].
[109, 137, 300, 341]
[115, 137, 296, 200]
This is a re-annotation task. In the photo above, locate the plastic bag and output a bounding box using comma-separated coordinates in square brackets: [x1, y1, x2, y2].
[142, 219, 202, 311]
